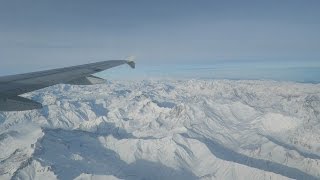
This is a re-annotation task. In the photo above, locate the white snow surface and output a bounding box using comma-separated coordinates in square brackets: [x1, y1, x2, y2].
[0, 79, 320, 180]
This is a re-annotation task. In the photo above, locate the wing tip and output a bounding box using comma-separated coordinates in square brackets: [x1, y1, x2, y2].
[127, 61, 135, 69]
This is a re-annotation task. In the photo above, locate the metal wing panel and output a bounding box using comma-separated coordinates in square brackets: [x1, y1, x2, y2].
[0, 60, 134, 97]
[0, 60, 129, 83]
[0, 96, 43, 111]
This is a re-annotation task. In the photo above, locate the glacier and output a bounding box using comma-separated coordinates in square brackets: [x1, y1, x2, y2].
[0, 79, 320, 180]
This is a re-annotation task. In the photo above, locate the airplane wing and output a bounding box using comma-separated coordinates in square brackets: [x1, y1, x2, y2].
[0, 60, 135, 111]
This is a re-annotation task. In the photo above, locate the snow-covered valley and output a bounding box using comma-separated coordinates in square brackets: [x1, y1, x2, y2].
[0, 79, 320, 180]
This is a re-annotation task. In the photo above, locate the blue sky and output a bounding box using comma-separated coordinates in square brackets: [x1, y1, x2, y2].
[0, 0, 320, 81]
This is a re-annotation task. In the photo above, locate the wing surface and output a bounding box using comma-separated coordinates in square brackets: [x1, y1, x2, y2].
[0, 60, 135, 97]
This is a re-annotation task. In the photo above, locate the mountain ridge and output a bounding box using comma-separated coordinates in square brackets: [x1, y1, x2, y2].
[1, 79, 319, 180]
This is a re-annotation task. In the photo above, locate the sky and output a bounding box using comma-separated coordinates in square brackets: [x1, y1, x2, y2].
[0, 0, 320, 79]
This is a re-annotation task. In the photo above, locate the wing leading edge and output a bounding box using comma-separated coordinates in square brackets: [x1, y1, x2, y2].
[0, 60, 135, 111]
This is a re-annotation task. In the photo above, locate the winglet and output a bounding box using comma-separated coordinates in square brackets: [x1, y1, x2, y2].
[125, 56, 135, 69]
[127, 61, 135, 69]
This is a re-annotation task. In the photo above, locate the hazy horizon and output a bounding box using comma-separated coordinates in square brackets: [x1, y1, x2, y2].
[0, 0, 319, 82]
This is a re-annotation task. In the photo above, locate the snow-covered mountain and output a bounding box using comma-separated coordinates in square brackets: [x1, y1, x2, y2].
[0, 79, 320, 180]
